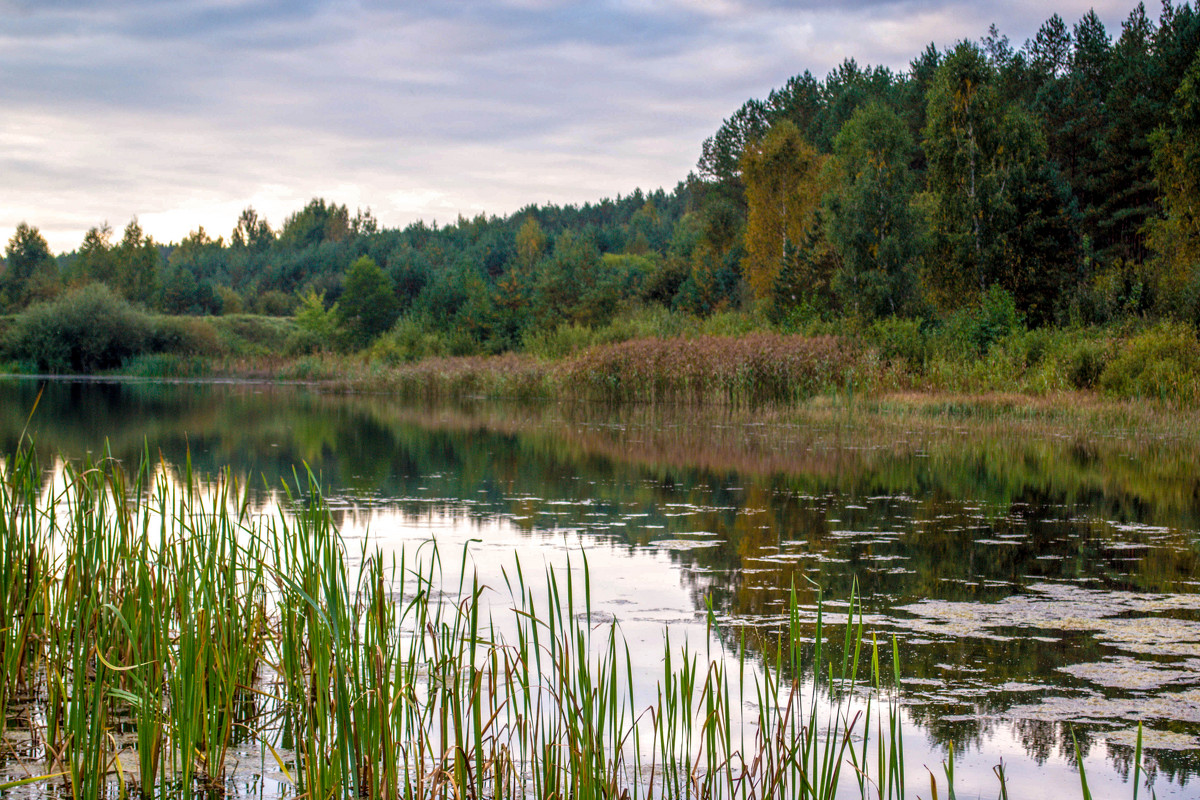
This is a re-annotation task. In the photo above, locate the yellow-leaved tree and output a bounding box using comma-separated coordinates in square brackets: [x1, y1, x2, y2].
[739, 120, 828, 302]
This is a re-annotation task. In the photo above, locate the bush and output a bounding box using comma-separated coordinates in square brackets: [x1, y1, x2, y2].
[253, 290, 297, 316]
[1099, 322, 1200, 403]
[868, 317, 927, 369]
[148, 316, 224, 356]
[3, 284, 153, 372]
[1065, 338, 1112, 389]
[972, 286, 1023, 353]
[368, 315, 452, 365]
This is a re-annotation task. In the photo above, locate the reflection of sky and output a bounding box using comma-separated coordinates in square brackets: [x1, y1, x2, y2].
[329, 498, 1180, 800]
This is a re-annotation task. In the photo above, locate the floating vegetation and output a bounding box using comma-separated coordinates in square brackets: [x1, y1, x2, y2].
[1059, 657, 1196, 691]
[1106, 727, 1200, 752]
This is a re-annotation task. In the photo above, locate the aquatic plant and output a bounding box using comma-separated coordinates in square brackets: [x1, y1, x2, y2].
[0, 440, 1156, 799]
[560, 333, 860, 406]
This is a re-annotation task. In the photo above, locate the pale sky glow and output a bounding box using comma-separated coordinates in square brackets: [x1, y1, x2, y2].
[2, 0, 1136, 253]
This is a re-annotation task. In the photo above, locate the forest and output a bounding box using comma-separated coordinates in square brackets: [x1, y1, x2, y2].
[2, 2, 1199, 383]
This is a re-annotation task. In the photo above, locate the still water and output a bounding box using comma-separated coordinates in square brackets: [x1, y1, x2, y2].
[3, 378, 1199, 798]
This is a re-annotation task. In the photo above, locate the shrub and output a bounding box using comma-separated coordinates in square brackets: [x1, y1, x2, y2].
[254, 290, 297, 316]
[1099, 322, 1200, 404]
[868, 317, 927, 369]
[971, 286, 1023, 353]
[148, 316, 224, 356]
[368, 315, 452, 365]
[522, 322, 602, 359]
[1065, 338, 1112, 389]
[3, 284, 152, 372]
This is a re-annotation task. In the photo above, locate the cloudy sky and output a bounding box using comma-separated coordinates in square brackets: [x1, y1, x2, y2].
[3, 0, 1137, 253]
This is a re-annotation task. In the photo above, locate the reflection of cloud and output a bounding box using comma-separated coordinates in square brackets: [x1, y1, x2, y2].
[3, 0, 1135, 251]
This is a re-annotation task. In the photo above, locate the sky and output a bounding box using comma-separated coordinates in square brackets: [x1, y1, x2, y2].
[2, 0, 1139, 254]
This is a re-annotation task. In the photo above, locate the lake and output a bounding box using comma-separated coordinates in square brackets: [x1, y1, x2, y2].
[2, 377, 1198, 798]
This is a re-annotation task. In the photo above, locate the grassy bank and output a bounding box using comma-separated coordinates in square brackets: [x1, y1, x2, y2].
[139, 318, 1200, 410]
[4, 288, 1199, 408]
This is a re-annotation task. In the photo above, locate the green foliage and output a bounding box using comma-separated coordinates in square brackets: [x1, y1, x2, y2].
[527, 231, 638, 331]
[279, 198, 350, 250]
[336, 256, 398, 349]
[1069, 260, 1155, 324]
[2, 222, 58, 310]
[230, 206, 274, 251]
[293, 289, 338, 352]
[3, 284, 152, 372]
[252, 290, 297, 316]
[74, 224, 116, 287]
[826, 102, 923, 318]
[367, 315, 454, 364]
[923, 42, 1077, 320]
[114, 219, 161, 306]
[521, 321, 607, 359]
[868, 316, 928, 368]
[1099, 322, 1200, 403]
[928, 286, 1023, 359]
[973, 285, 1024, 352]
[674, 243, 735, 316]
[1064, 338, 1112, 389]
[1147, 50, 1200, 314]
[145, 316, 224, 356]
[205, 314, 297, 356]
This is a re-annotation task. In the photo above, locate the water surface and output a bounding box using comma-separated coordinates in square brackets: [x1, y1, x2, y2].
[3, 378, 1198, 798]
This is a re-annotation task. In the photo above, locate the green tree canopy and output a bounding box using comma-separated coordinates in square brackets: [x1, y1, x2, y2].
[825, 102, 923, 318]
[1148, 49, 1200, 316]
[2, 222, 58, 309]
[923, 41, 1078, 320]
[115, 219, 162, 306]
[76, 224, 116, 287]
[337, 255, 398, 349]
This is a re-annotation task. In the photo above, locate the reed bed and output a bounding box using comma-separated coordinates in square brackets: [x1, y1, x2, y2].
[559, 334, 861, 406]
[0, 441, 1137, 799]
[181, 334, 864, 407]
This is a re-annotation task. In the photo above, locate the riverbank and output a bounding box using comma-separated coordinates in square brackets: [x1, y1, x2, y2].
[110, 321, 1200, 411]
[4, 299, 1199, 407]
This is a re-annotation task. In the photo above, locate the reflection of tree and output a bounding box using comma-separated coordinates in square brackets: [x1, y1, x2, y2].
[3, 380, 1200, 784]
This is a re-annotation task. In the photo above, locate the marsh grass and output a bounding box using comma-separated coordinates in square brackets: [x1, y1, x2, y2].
[0, 440, 1153, 799]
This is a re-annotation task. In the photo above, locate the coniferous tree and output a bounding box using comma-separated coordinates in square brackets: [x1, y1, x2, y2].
[115, 219, 162, 307]
[337, 256, 398, 349]
[1148, 49, 1200, 317]
[75, 224, 116, 287]
[826, 103, 923, 318]
[923, 41, 1078, 319]
[2, 222, 57, 309]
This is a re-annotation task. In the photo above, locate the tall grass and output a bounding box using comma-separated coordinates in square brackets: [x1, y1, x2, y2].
[560, 334, 861, 406]
[0, 441, 1150, 799]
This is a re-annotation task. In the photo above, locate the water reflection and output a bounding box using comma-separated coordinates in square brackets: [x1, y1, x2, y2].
[2, 377, 1199, 796]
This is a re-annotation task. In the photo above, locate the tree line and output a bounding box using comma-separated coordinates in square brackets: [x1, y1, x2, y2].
[4, 1, 1199, 356]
